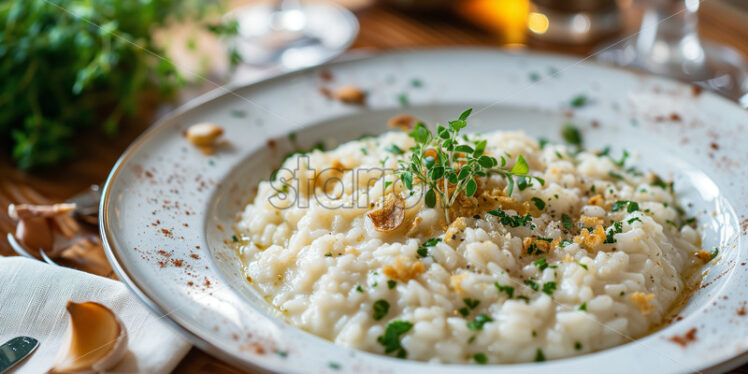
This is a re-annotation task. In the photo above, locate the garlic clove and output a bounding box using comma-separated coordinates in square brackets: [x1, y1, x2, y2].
[49, 301, 128, 374]
[8, 203, 77, 252]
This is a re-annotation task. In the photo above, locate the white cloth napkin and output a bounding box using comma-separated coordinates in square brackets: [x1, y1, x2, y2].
[0, 257, 192, 373]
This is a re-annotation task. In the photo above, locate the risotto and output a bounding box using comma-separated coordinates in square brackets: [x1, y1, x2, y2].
[236, 111, 706, 364]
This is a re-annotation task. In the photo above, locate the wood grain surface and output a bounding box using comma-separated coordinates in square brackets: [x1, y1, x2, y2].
[1, 2, 747, 373]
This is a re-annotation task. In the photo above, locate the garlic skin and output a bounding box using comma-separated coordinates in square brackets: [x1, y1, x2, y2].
[8, 203, 77, 254]
[49, 302, 128, 374]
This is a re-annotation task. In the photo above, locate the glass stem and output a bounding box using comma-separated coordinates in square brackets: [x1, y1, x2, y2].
[635, 0, 709, 79]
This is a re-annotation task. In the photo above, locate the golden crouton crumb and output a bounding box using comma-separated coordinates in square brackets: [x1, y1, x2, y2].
[563, 254, 574, 262]
[580, 215, 604, 227]
[694, 250, 713, 263]
[588, 194, 604, 207]
[522, 237, 551, 252]
[630, 292, 656, 315]
[574, 225, 606, 249]
[444, 217, 467, 246]
[450, 273, 469, 294]
[497, 196, 531, 216]
[383, 257, 426, 282]
[550, 237, 561, 248]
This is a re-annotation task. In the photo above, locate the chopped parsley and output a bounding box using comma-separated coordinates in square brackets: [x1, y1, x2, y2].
[467, 314, 493, 331]
[577, 262, 588, 270]
[561, 124, 582, 147]
[570, 94, 588, 108]
[230, 109, 246, 118]
[494, 282, 515, 298]
[529, 72, 541, 82]
[356, 285, 363, 293]
[328, 362, 341, 370]
[397, 92, 409, 106]
[487, 209, 533, 228]
[533, 258, 549, 271]
[531, 197, 545, 210]
[417, 238, 441, 257]
[474, 353, 488, 364]
[604, 221, 623, 243]
[459, 307, 471, 317]
[538, 137, 548, 149]
[575, 342, 582, 350]
[517, 295, 530, 303]
[561, 214, 573, 230]
[464, 298, 480, 309]
[377, 320, 413, 358]
[360, 147, 368, 155]
[710, 248, 719, 260]
[524, 279, 539, 291]
[542, 282, 557, 295]
[232, 235, 239, 242]
[411, 78, 423, 87]
[627, 217, 641, 224]
[325, 252, 333, 257]
[373, 300, 390, 320]
[579, 302, 587, 311]
[535, 348, 546, 362]
[517, 177, 530, 191]
[387, 280, 397, 289]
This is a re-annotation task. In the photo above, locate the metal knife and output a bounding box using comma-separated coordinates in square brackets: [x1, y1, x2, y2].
[0, 337, 39, 374]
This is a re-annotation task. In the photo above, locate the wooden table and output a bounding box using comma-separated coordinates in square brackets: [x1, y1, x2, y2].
[2, 2, 747, 373]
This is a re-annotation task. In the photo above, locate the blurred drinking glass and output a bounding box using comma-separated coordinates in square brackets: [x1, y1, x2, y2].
[226, 0, 358, 69]
[596, 0, 748, 106]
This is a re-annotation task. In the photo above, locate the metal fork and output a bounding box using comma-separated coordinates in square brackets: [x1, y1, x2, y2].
[5, 233, 59, 266]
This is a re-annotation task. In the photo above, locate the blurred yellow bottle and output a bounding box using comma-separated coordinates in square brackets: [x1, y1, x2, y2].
[457, 0, 530, 45]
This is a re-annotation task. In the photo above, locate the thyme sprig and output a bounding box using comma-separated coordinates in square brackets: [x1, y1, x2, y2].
[394, 109, 544, 223]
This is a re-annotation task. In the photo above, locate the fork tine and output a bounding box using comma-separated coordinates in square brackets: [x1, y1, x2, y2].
[6, 233, 37, 260]
[39, 249, 59, 266]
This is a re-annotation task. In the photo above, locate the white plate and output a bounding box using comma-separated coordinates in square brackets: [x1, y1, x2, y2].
[101, 49, 748, 373]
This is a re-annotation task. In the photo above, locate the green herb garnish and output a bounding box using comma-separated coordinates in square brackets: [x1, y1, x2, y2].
[570, 94, 588, 108]
[395, 109, 543, 223]
[535, 348, 546, 362]
[542, 282, 557, 295]
[524, 279, 539, 291]
[373, 300, 390, 320]
[531, 197, 545, 210]
[385, 144, 404, 155]
[474, 353, 488, 364]
[387, 280, 397, 289]
[579, 302, 587, 311]
[561, 124, 583, 147]
[533, 258, 549, 271]
[467, 314, 493, 331]
[561, 214, 573, 230]
[377, 320, 413, 358]
[494, 282, 515, 298]
[416, 238, 441, 257]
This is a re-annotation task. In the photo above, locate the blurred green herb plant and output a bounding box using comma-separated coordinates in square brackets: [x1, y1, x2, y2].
[0, 0, 237, 169]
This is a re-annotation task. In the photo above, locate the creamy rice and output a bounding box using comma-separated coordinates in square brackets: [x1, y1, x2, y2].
[236, 125, 704, 364]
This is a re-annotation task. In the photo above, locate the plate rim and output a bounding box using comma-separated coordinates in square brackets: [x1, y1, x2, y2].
[99, 47, 748, 373]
